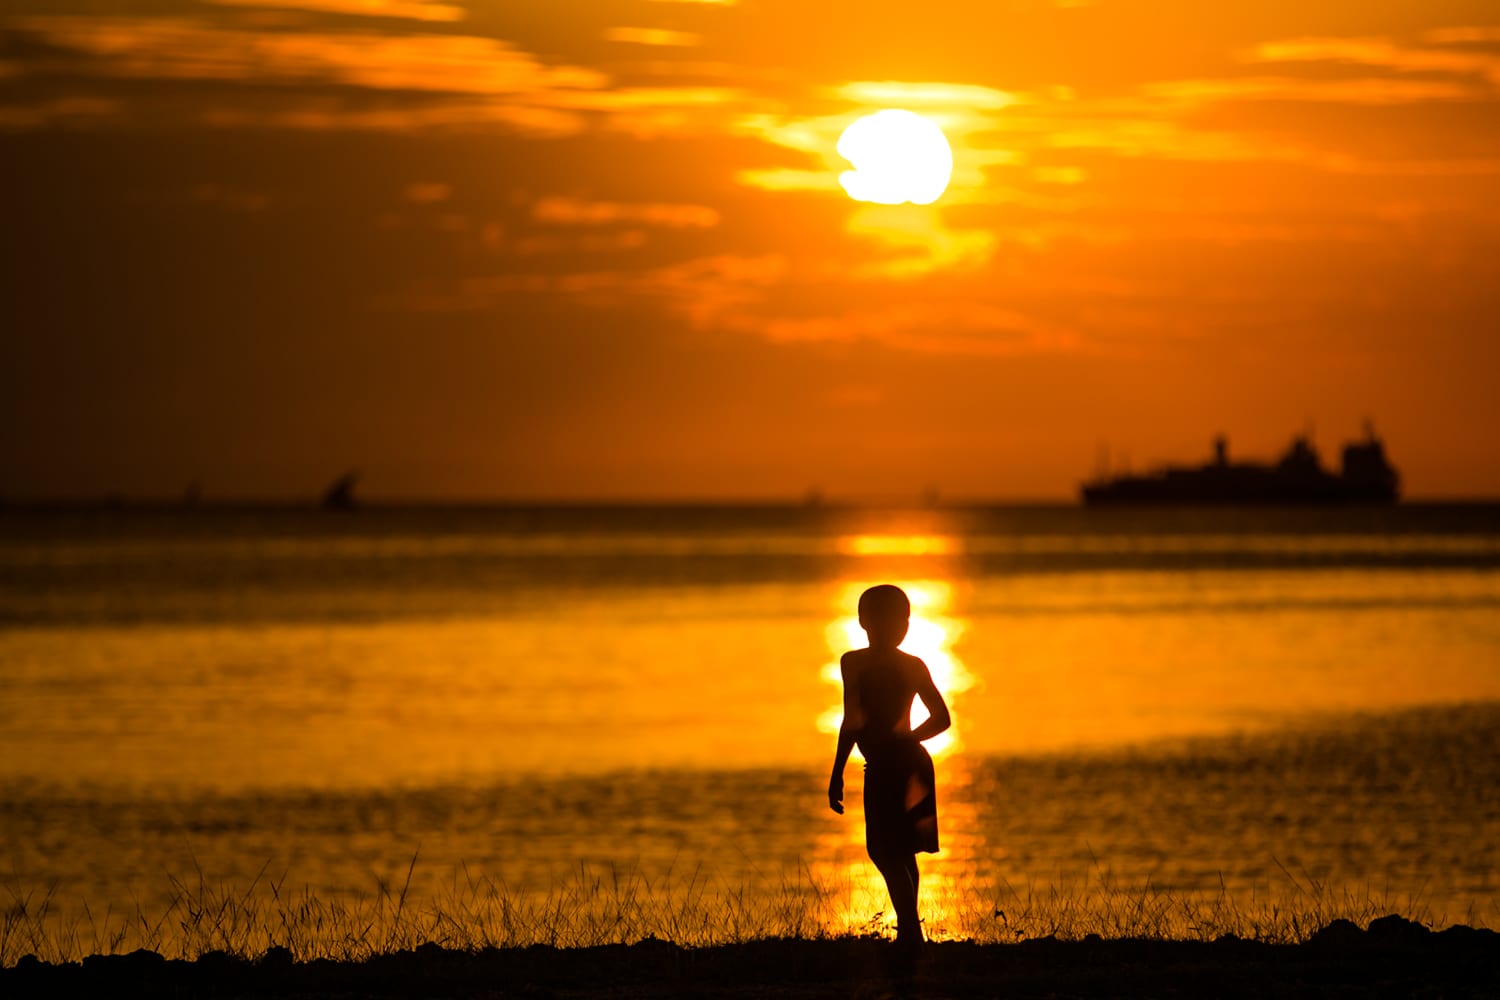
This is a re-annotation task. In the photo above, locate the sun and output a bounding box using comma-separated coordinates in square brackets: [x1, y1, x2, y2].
[837, 109, 953, 206]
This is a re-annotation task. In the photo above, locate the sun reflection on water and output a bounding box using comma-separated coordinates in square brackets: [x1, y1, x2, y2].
[836, 534, 959, 557]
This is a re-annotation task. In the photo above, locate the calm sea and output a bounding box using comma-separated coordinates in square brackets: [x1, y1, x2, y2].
[2, 504, 1498, 947]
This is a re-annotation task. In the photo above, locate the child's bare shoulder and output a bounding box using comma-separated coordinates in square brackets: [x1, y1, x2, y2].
[899, 650, 929, 675]
[840, 648, 871, 676]
[843, 648, 925, 675]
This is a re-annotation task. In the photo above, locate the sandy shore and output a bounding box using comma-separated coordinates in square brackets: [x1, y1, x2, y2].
[3, 916, 1495, 998]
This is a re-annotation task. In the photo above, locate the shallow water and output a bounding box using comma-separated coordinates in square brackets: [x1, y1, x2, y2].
[1, 505, 1497, 948]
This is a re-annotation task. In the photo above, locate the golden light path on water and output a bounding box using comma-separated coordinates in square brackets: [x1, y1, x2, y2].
[813, 534, 987, 939]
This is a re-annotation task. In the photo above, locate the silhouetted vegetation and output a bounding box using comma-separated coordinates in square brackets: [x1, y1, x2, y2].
[3, 855, 1490, 967]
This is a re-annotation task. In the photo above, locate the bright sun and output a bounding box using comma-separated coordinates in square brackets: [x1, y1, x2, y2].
[837, 109, 953, 206]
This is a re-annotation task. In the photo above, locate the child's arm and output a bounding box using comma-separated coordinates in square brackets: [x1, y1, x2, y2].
[908, 656, 951, 744]
[827, 652, 862, 814]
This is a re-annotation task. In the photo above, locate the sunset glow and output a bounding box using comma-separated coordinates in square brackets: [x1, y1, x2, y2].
[3, 1, 1499, 499]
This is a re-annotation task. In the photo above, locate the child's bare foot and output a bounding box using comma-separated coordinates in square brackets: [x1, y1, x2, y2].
[887, 929, 924, 976]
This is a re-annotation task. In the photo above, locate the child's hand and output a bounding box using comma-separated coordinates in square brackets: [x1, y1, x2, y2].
[827, 776, 844, 814]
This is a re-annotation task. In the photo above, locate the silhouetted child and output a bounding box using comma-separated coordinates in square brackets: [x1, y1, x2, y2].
[827, 584, 951, 962]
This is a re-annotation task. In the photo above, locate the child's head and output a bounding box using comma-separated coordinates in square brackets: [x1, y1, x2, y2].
[857, 584, 910, 648]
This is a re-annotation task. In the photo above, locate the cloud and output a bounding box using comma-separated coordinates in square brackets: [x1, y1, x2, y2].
[202, 0, 465, 23]
[623, 253, 790, 328]
[1425, 26, 1500, 45]
[557, 85, 748, 137]
[1005, 107, 1279, 163]
[5, 15, 746, 135]
[1034, 165, 1086, 184]
[1141, 75, 1485, 105]
[843, 204, 994, 277]
[404, 181, 451, 203]
[1299, 155, 1500, 176]
[14, 16, 607, 95]
[195, 100, 587, 135]
[555, 86, 742, 109]
[764, 301, 1077, 356]
[1247, 35, 1500, 86]
[0, 96, 120, 129]
[835, 81, 1018, 110]
[735, 167, 840, 193]
[511, 230, 649, 256]
[532, 197, 720, 228]
[603, 27, 702, 47]
[399, 252, 791, 322]
[189, 182, 272, 212]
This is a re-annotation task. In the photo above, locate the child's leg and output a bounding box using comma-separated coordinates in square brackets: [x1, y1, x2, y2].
[902, 854, 922, 943]
[872, 852, 920, 941]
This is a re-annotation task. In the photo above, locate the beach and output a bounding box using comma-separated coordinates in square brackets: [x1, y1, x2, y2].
[5, 917, 1498, 998]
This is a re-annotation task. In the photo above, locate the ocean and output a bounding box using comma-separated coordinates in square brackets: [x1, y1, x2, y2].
[2, 504, 1498, 953]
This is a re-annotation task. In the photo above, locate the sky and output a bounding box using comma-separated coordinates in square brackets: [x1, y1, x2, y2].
[2, 0, 1498, 501]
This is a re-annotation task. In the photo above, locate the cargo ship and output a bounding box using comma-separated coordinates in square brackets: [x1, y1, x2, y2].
[1080, 427, 1400, 506]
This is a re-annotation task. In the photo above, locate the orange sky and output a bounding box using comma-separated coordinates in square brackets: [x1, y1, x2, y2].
[2, 0, 1498, 500]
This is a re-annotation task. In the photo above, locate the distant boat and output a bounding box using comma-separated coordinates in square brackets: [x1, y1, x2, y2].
[1080, 427, 1400, 506]
[321, 471, 360, 511]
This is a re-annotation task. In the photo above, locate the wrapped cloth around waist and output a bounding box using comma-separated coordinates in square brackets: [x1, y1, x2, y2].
[858, 735, 930, 769]
[859, 737, 939, 856]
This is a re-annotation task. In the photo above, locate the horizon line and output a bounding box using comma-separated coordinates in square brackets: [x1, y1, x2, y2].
[4, 494, 1500, 511]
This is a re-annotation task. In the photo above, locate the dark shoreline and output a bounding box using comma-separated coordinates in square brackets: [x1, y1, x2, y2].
[4, 916, 1496, 999]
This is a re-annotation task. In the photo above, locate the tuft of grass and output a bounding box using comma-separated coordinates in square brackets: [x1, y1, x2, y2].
[2, 855, 1491, 967]
[929, 859, 1459, 946]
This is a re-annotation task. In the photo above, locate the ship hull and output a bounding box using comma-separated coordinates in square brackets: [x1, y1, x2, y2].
[1081, 477, 1399, 507]
[1079, 430, 1400, 507]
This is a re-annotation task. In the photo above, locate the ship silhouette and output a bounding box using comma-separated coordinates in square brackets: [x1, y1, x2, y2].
[1081, 426, 1400, 506]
